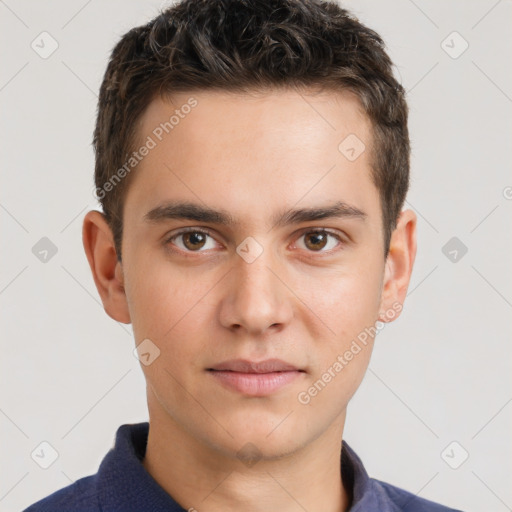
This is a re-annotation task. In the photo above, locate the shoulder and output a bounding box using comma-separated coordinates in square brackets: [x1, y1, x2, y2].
[22, 475, 99, 512]
[371, 478, 464, 512]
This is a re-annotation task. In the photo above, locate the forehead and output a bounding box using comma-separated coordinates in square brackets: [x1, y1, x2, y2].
[138, 87, 371, 150]
[125, 88, 380, 229]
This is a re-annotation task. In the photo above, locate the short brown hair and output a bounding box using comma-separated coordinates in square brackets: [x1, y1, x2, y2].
[93, 0, 409, 261]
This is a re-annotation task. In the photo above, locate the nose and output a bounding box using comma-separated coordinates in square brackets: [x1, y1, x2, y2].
[218, 244, 293, 336]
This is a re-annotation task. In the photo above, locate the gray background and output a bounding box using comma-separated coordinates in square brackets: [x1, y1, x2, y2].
[1, 1, 511, 511]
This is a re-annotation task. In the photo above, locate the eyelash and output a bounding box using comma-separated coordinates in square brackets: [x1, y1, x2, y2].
[163, 227, 345, 255]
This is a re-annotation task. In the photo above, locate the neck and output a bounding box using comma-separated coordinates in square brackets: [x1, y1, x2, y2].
[142, 391, 350, 512]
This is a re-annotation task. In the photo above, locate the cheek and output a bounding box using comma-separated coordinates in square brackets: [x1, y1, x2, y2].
[299, 261, 383, 339]
[125, 255, 219, 363]
[126, 261, 215, 403]
[297, 282, 378, 415]
[297, 260, 382, 392]
[126, 269, 171, 342]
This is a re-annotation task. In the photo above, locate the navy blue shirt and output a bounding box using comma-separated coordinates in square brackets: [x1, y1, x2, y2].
[24, 422, 462, 511]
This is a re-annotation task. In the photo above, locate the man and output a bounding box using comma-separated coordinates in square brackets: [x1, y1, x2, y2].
[24, 0, 462, 510]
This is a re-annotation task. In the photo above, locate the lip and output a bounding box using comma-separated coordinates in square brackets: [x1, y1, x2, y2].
[207, 359, 305, 396]
[208, 358, 302, 373]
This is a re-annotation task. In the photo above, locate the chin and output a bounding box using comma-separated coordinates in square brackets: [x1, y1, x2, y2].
[210, 432, 303, 464]
[208, 418, 308, 459]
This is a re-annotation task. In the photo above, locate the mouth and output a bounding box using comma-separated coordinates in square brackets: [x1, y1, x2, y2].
[207, 358, 305, 374]
[207, 359, 305, 396]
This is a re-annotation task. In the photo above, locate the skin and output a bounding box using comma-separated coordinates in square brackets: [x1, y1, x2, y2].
[83, 88, 416, 512]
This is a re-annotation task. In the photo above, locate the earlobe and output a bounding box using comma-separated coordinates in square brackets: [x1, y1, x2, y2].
[82, 210, 131, 324]
[378, 209, 417, 323]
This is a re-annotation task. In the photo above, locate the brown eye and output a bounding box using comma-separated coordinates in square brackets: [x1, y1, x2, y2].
[297, 230, 342, 253]
[166, 229, 217, 252]
[304, 232, 328, 251]
[182, 232, 208, 251]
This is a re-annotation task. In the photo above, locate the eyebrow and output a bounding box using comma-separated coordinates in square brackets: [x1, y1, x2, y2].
[143, 200, 367, 228]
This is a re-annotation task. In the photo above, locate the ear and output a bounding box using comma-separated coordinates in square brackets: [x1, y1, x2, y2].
[378, 209, 417, 323]
[82, 210, 131, 324]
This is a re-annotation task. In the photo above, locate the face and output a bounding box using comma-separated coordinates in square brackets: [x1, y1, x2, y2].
[84, 88, 416, 461]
